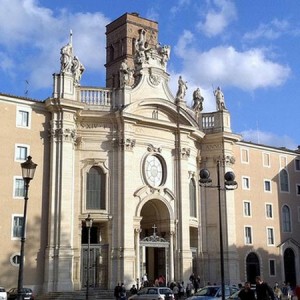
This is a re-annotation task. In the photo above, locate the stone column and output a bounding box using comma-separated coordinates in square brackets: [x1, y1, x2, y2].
[169, 231, 175, 282]
[134, 228, 142, 282]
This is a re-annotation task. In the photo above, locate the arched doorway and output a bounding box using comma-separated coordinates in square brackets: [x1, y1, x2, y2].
[246, 252, 260, 284]
[284, 248, 296, 287]
[139, 199, 172, 285]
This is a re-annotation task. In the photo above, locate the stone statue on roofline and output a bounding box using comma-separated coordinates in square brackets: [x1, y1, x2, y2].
[135, 29, 149, 64]
[59, 30, 85, 86]
[60, 42, 73, 73]
[119, 59, 134, 87]
[133, 28, 171, 69]
[72, 56, 85, 85]
[192, 87, 204, 113]
[176, 76, 188, 101]
[214, 86, 227, 111]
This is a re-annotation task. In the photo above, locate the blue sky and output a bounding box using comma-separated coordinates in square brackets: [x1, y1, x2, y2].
[0, 0, 299, 150]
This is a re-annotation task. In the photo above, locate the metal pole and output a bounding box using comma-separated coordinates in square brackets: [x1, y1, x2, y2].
[86, 225, 91, 300]
[17, 180, 30, 300]
[217, 161, 225, 300]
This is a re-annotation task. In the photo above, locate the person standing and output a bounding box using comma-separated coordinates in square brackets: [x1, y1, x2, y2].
[274, 282, 282, 300]
[256, 276, 275, 300]
[130, 284, 137, 295]
[114, 283, 121, 300]
[238, 282, 256, 300]
[173, 283, 179, 300]
[142, 273, 148, 287]
[120, 283, 127, 300]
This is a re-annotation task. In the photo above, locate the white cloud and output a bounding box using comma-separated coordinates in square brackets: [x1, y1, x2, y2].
[240, 129, 298, 150]
[243, 18, 290, 41]
[174, 31, 291, 91]
[170, 0, 191, 16]
[0, 0, 109, 92]
[197, 0, 237, 37]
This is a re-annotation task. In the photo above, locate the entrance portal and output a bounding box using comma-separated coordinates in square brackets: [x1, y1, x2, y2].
[140, 227, 169, 286]
[246, 252, 260, 284]
[284, 248, 296, 287]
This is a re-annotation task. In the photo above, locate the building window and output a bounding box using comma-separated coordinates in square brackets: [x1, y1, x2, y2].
[269, 259, 276, 276]
[12, 216, 24, 238]
[15, 145, 29, 161]
[279, 169, 289, 192]
[16, 106, 31, 128]
[295, 159, 300, 171]
[243, 201, 251, 217]
[244, 226, 252, 245]
[13, 177, 24, 198]
[282, 205, 291, 232]
[267, 227, 275, 245]
[241, 148, 249, 164]
[86, 166, 106, 210]
[242, 176, 250, 190]
[263, 152, 270, 167]
[189, 178, 197, 218]
[266, 204, 273, 219]
[264, 180, 271, 192]
[10, 254, 21, 266]
[296, 184, 300, 196]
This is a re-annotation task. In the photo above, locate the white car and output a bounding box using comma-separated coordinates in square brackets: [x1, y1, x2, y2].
[0, 287, 7, 300]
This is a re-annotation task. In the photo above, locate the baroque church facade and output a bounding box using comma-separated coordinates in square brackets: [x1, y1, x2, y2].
[0, 13, 299, 295]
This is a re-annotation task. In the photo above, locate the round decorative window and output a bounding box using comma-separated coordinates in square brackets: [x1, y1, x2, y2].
[144, 155, 165, 187]
[10, 254, 20, 267]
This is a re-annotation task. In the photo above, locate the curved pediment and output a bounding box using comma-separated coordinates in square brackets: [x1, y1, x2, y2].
[122, 97, 200, 129]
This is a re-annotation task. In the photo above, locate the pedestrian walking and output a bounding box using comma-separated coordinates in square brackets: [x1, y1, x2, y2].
[256, 276, 275, 300]
[238, 282, 256, 300]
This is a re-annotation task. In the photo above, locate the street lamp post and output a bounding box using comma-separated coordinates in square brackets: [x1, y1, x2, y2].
[85, 214, 93, 300]
[199, 160, 237, 300]
[18, 156, 37, 300]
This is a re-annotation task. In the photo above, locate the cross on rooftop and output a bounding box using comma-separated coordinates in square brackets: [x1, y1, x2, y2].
[152, 224, 157, 236]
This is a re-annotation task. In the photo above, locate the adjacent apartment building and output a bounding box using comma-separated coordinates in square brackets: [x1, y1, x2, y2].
[0, 12, 299, 296]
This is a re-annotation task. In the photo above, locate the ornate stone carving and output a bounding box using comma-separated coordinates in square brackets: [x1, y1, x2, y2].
[224, 155, 236, 165]
[203, 143, 222, 151]
[119, 138, 136, 150]
[63, 128, 77, 143]
[148, 68, 161, 86]
[133, 29, 171, 69]
[181, 147, 190, 159]
[147, 144, 162, 153]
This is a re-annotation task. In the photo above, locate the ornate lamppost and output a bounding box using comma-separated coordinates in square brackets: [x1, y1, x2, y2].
[199, 160, 237, 300]
[18, 156, 37, 300]
[85, 214, 93, 300]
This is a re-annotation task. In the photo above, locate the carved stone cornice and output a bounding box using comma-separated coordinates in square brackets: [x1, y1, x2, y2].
[48, 127, 77, 144]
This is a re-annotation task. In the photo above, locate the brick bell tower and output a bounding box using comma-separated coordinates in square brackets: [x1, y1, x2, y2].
[105, 12, 158, 88]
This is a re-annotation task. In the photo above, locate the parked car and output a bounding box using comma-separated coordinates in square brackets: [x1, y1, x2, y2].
[0, 287, 7, 300]
[7, 288, 34, 300]
[187, 285, 239, 300]
[228, 287, 257, 300]
[128, 286, 174, 300]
